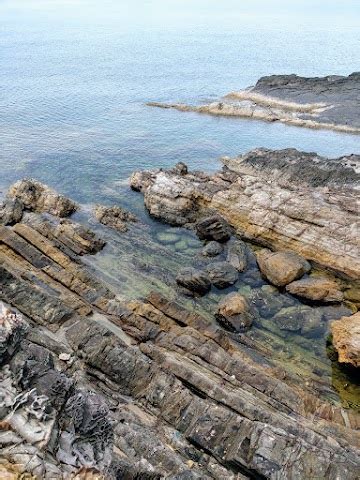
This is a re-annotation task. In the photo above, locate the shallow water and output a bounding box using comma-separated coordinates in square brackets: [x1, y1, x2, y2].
[1, 1, 360, 408]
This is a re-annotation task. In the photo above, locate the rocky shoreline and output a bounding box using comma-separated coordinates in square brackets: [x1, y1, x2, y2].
[1, 162, 360, 478]
[147, 72, 360, 134]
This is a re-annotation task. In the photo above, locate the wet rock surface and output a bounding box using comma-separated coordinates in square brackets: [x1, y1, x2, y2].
[176, 267, 211, 296]
[147, 72, 360, 133]
[94, 204, 137, 232]
[201, 240, 223, 257]
[205, 261, 238, 289]
[1, 180, 360, 479]
[216, 293, 255, 332]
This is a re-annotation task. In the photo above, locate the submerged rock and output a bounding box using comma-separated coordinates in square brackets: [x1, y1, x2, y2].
[286, 277, 344, 303]
[331, 312, 360, 368]
[176, 267, 211, 296]
[195, 215, 231, 243]
[94, 205, 137, 232]
[273, 305, 324, 336]
[8, 179, 77, 217]
[256, 249, 311, 287]
[202, 241, 223, 257]
[216, 293, 254, 332]
[205, 261, 238, 289]
[226, 238, 248, 272]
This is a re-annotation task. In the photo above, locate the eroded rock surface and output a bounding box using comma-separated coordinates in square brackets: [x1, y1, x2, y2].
[147, 72, 360, 133]
[131, 148, 360, 280]
[1, 181, 360, 479]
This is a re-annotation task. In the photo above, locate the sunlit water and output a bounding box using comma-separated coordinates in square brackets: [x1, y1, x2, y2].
[1, 1, 360, 407]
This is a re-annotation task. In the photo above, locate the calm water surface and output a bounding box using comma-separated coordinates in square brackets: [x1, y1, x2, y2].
[1, 1, 360, 407]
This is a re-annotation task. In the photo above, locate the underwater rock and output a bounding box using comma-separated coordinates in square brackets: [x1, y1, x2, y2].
[286, 277, 344, 303]
[94, 205, 137, 232]
[8, 179, 77, 217]
[331, 312, 360, 368]
[205, 261, 238, 289]
[216, 293, 254, 332]
[176, 267, 211, 296]
[0, 198, 23, 226]
[273, 305, 324, 336]
[256, 249, 311, 287]
[195, 215, 231, 243]
[226, 238, 248, 272]
[202, 241, 223, 257]
[156, 231, 180, 244]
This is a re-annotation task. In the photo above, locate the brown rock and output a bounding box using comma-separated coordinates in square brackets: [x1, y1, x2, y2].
[286, 277, 343, 303]
[256, 249, 311, 287]
[216, 292, 254, 332]
[331, 312, 360, 367]
[8, 179, 77, 217]
[94, 205, 137, 232]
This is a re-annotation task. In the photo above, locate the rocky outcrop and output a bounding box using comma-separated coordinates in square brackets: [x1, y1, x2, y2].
[130, 148, 360, 280]
[94, 205, 137, 232]
[331, 312, 360, 368]
[286, 277, 344, 303]
[1, 180, 360, 478]
[8, 179, 77, 217]
[147, 72, 360, 133]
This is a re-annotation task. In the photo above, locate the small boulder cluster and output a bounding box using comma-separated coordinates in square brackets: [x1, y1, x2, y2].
[175, 214, 345, 335]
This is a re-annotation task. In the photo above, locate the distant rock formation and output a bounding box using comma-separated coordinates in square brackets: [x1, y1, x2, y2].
[148, 72, 360, 133]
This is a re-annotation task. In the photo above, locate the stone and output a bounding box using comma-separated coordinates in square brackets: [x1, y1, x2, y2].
[94, 205, 137, 232]
[8, 179, 77, 217]
[331, 312, 360, 368]
[226, 238, 248, 272]
[0, 198, 23, 225]
[195, 215, 230, 243]
[202, 241, 223, 257]
[205, 262, 238, 289]
[216, 293, 254, 332]
[176, 268, 211, 296]
[273, 306, 324, 336]
[173, 162, 188, 175]
[256, 249, 311, 287]
[286, 277, 343, 303]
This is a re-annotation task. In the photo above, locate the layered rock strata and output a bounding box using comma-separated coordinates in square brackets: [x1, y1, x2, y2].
[1, 181, 360, 479]
[147, 72, 360, 133]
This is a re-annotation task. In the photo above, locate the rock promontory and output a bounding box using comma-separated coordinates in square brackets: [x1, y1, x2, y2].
[148, 72, 360, 133]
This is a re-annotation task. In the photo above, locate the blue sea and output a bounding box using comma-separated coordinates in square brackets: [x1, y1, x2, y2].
[1, 0, 359, 207]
